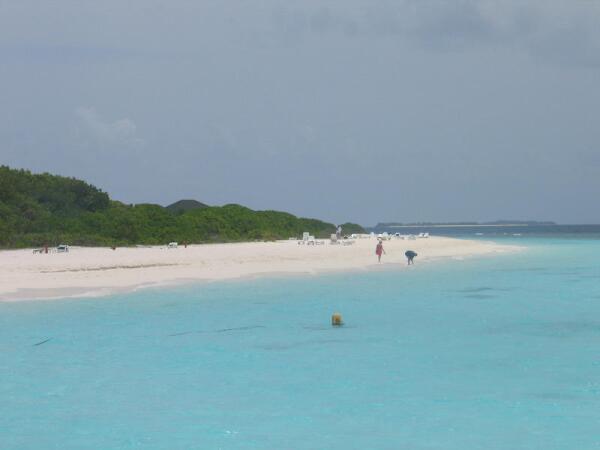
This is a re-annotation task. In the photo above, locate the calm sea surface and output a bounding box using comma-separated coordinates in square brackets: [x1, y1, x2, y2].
[2, 229, 600, 449]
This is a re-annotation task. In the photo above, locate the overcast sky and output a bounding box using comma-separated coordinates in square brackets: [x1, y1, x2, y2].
[1, 1, 599, 225]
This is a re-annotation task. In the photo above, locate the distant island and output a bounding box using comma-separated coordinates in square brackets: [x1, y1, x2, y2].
[0, 166, 364, 248]
[373, 220, 557, 229]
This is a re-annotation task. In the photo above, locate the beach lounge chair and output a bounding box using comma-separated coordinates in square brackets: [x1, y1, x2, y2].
[167, 242, 178, 249]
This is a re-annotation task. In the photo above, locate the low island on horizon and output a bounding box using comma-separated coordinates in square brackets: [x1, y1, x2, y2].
[373, 220, 558, 229]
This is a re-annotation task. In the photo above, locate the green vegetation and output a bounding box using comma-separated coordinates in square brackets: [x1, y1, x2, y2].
[165, 199, 209, 215]
[0, 166, 365, 248]
[338, 222, 366, 235]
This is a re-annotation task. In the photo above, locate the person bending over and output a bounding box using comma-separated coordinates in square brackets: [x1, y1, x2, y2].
[405, 250, 417, 265]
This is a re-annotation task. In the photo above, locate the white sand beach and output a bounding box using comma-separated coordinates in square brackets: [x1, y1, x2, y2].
[0, 236, 519, 301]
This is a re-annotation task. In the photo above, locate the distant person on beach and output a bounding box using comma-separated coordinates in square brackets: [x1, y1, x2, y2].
[336, 225, 342, 239]
[376, 240, 386, 262]
[405, 250, 417, 265]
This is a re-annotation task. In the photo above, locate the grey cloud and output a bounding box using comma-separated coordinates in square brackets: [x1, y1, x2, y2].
[271, 1, 600, 68]
[407, 1, 496, 47]
[2, 0, 600, 224]
[526, 23, 600, 69]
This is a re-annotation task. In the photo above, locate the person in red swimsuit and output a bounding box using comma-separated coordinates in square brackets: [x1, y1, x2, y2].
[375, 239, 386, 262]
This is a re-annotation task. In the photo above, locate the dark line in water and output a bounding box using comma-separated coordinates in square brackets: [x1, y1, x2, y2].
[169, 325, 267, 337]
[215, 325, 266, 333]
[33, 338, 51, 346]
[170, 324, 354, 337]
[456, 287, 494, 293]
[168, 331, 194, 337]
[454, 287, 513, 294]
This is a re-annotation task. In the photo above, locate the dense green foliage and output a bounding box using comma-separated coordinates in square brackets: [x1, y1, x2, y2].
[0, 166, 365, 248]
[165, 199, 209, 214]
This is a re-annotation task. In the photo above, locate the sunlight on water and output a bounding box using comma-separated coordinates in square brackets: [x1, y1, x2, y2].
[2, 239, 600, 449]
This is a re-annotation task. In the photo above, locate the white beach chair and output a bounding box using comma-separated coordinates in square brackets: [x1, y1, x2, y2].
[167, 242, 178, 249]
[298, 232, 310, 245]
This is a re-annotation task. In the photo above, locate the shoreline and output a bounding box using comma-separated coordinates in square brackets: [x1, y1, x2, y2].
[0, 237, 521, 302]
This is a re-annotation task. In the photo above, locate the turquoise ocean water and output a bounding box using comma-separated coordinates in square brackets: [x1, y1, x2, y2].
[2, 235, 600, 449]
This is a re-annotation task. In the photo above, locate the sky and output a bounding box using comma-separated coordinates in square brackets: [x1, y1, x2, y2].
[1, 0, 599, 226]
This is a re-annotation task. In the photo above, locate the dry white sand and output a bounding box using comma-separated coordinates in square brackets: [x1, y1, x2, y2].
[0, 236, 520, 301]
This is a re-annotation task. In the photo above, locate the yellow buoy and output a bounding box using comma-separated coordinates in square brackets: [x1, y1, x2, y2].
[331, 312, 343, 327]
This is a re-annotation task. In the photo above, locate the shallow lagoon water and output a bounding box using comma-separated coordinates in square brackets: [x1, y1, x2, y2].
[2, 239, 600, 449]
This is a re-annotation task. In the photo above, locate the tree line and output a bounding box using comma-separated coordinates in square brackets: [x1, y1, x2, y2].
[0, 166, 364, 248]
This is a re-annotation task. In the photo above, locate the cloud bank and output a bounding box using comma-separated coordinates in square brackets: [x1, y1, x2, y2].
[272, 1, 600, 68]
[1, 0, 600, 224]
